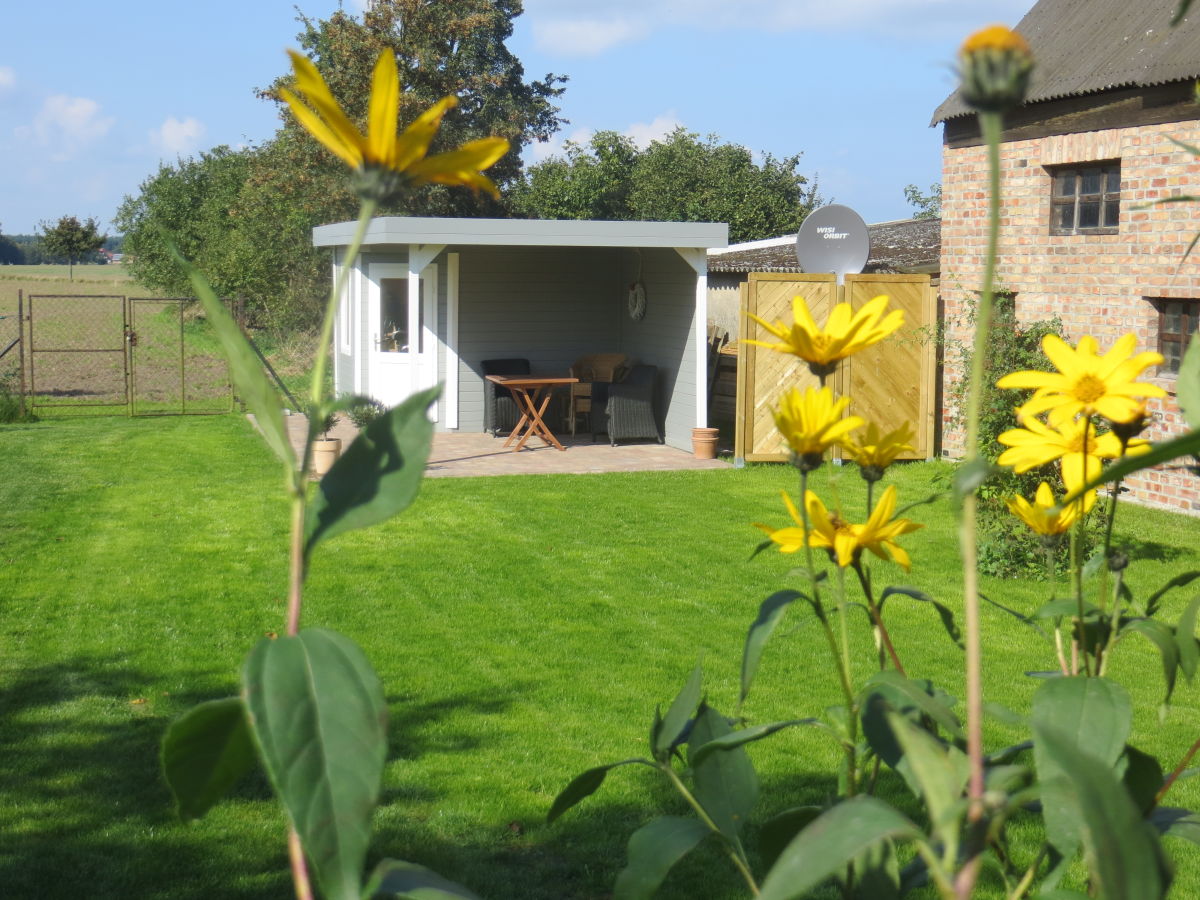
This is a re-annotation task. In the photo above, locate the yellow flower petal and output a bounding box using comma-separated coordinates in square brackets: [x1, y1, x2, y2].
[368, 50, 401, 167]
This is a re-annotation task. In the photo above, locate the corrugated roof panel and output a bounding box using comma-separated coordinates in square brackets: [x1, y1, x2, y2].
[932, 0, 1200, 123]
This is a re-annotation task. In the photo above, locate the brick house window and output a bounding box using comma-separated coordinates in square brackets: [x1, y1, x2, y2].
[1050, 163, 1120, 235]
[1151, 299, 1200, 374]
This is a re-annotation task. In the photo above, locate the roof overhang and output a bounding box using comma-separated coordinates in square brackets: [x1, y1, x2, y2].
[313, 216, 729, 250]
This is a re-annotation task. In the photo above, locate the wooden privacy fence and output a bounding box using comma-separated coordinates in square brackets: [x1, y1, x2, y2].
[735, 273, 937, 463]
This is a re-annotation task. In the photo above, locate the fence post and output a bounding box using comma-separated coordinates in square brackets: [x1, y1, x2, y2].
[17, 290, 27, 418]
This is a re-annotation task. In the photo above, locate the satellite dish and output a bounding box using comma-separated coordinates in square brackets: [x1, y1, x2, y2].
[794, 204, 870, 281]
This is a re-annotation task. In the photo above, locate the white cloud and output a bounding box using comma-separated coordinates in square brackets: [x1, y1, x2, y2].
[522, 0, 1030, 52]
[0, 67, 14, 92]
[16, 94, 114, 161]
[151, 116, 206, 156]
[625, 113, 682, 149]
[531, 17, 649, 56]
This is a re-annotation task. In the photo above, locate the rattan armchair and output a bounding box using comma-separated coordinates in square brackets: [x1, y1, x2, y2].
[598, 364, 662, 445]
[567, 352, 629, 435]
[482, 357, 531, 436]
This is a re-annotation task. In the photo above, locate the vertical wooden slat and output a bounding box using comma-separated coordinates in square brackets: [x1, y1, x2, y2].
[734, 280, 751, 461]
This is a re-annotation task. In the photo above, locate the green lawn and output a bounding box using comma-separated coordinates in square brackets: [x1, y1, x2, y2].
[1, 415, 1197, 899]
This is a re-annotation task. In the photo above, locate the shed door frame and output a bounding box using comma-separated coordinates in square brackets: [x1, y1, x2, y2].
[366, 261, 438, 418]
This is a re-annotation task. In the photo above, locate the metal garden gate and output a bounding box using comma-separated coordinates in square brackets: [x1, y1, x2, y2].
[23, 293, 231, 417]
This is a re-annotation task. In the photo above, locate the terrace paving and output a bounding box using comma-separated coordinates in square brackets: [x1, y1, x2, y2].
[278, 413, 731, 477]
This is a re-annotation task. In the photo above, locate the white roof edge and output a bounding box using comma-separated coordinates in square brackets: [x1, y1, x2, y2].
[708, 234, 795, 255]
[312, 216, 728, 249]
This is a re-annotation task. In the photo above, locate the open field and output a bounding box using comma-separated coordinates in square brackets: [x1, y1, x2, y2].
[0, 264, 137, 315]
[2, 414, 1199, 898]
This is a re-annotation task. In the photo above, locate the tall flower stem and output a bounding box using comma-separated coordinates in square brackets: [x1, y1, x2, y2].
[662, 765, 760, 895]
[854, 563, 906, 675]
[281, 198, 376, 900]
[285, 199, 378, 638]
[1044, 544, 1069, 676]
[799, 468, 858, 796]
[954, 107, 1003, 900]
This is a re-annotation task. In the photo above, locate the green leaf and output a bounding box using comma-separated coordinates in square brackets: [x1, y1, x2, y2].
[160, 697, 256, 821]
[758, 796, 921, 900]
[1145, 571, 1200, 617]
[878, 586, 962, 648]
[1151, 808, 1200, 846]
[1031, 677, 1132, 857]
[1121, 745, 1165, 816]
[740, 590, 801, 707]
[1121, 619, 1180, 705]
[547, 759, 651, 824]
[1034, 598, 1100, 620]
[980, 592, 1051, 641]
[758, 806, 823, 871]
[1075, 429, 1200, 495]
[655, 662, 703, 760]
[242, 629, 388, 900]
[885, 712, 968, 842]
[689, 719, 818, 767]
[688, 703, 757, 845]
[1176, 329, 1200, 430]
[952, 457, 995, 501]
[363, 859, 482, 899]
[169, 246, 294, 469]
[305, 386, 439, 559]
[1032, 722, 1172, 900]
[1176, 594, 1200, 681]
[849, 838, 900, 900]
[863, 671, 964, 742]
[612, 816, 710, 900]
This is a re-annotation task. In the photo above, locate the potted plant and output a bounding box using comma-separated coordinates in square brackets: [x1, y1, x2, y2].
[307, 404, 341, 476]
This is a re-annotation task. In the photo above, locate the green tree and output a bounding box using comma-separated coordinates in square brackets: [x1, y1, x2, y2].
[117, 0, 565, 331]
[0, 223, 22, 265]
[903, 182, 941, 219]
[115, 146, 255, 299]
[37, 215, 105, 280]
[511, 128, 822, 243]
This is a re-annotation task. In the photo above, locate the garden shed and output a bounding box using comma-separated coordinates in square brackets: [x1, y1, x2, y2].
[312, 216, 728, 451]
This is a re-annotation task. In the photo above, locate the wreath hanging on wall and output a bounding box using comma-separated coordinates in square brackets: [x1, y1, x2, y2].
[627, 281, 647, 321]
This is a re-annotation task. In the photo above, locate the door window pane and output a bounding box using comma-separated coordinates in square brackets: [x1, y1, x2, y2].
[381, 278, 407, 352]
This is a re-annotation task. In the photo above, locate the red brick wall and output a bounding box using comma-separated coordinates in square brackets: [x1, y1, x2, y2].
[940, 120, 1200, 514]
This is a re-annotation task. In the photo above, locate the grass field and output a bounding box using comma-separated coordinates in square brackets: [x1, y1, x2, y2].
[0, 264, 136, 315]
[1, 415, 1198, 899]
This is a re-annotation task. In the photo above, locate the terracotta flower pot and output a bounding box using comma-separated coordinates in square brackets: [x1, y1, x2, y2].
[691, 427, 720, 460]
[312, 438, 342, 476]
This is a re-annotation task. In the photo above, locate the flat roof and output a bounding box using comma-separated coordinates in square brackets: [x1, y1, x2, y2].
[312, 216, 728, 250]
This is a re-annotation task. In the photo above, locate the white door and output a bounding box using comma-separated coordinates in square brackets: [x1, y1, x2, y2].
[367, 262, 438, 417]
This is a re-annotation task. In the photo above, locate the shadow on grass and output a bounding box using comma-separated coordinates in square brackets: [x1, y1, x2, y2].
[0, 656, 1029, 900]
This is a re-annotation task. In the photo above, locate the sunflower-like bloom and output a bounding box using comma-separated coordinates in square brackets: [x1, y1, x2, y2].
[745, 295, 904, 378]
[959, 24, 1034, 113]
[754, 486, 923, 571]
[1006, 481, 1096, 537]
[773, 386, 864, 470]
[842, 421, 917, 482]
[280, 49, 509, 201]
[996, 333, 1166, 427]
[997, 416, 1150, 494]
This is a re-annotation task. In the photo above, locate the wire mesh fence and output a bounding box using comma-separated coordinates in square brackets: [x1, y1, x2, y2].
[17, 293, 232, 417]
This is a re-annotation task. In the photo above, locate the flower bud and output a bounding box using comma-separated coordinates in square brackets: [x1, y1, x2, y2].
[959, 24, 1034, 113]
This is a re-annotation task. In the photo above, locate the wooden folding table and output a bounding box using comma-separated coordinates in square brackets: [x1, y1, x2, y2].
[485, 374, 579, 451]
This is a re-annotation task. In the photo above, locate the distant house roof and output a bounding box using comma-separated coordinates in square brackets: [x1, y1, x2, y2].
[932, 0, 1200, 123]
[706, 217, 940, 275]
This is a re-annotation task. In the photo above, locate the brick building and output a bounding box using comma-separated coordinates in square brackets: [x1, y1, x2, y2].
[933, 0, 1200, 513]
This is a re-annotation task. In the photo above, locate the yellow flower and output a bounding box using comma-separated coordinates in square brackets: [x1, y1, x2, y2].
[745, 295, 904, 377]
[996, 333, 1166, 427]
[997, 416, 1150, 494]
[958, 24, 1034, 113]
[1006, 482, 1096, 537]
[773, 386, 864, 469]
[754, 486, 923, 571]
[280, 49, 509, 200]
[842, 421, 917, 477]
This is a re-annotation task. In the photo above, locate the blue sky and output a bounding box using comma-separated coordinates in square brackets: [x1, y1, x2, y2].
[0, 0, 1028, 237]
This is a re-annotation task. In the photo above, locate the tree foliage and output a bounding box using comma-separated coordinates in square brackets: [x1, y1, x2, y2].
[903, 182, 942, 220]
[510, 129, 822, 243]
[0, 223, 22, 265]
[117, 0, 565, 330]
[37, 215, 106, 280]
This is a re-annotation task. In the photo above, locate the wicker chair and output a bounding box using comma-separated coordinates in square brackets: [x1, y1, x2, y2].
[567, 352, 629, 435]
[482, 357, 530, 436]
[599, 364, 662, 446]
